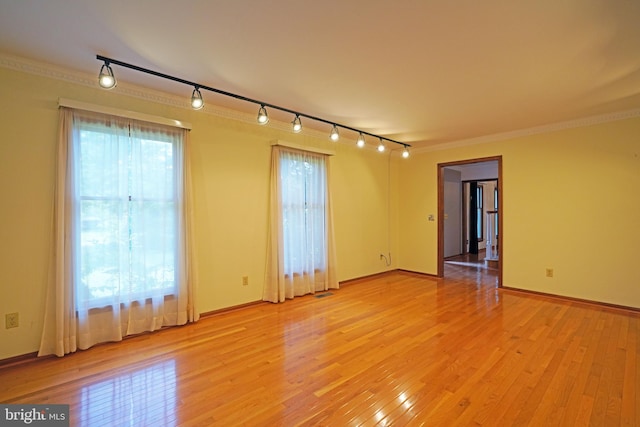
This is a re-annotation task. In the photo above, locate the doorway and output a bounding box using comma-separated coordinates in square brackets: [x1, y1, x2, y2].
[462, 179, 498, 256]
[437, 156, 503, 286]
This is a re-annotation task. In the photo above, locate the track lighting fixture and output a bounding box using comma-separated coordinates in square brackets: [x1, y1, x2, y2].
[95, 55, 412, 157]
[330, 125, 340, 141]
[191, 87, 204, 110]
[257, 105, 269, 125]
[292, 115, 302, 133]
[98, 62, 116, 89]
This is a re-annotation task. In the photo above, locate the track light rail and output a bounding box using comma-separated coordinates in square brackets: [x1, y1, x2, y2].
[96, 55, 410, 150]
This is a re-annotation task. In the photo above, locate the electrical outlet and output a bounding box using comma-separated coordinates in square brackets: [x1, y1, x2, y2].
[546, 268, 554, 278]
[5, 312, 19, 329]
[242, 276, 249, 286]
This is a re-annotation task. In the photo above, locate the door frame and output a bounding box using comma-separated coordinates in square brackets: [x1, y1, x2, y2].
[437, 156, 503, 287]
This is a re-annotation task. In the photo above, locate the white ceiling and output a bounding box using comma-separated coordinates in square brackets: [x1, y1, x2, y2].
[1, 0, 639, 148]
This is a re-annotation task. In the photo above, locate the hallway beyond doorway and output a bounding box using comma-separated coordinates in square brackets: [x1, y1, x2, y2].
[444, 249, 499, 288]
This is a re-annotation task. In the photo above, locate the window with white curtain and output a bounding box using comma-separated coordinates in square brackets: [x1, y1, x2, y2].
[280, 149, 327, 277]
[263, 145, 338, 303]
[38, 107, 197, 358]
[74, 117, 179, 309]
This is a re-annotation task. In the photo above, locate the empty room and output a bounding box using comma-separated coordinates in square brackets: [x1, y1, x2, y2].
[1, 1, 639, 425]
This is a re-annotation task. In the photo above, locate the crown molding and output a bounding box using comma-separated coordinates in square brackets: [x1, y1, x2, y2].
[7, 52, 632, 157]
[1, 52, 95, 88]
[1, 52, 389, 151]
[412, 108, 640, 154]
[1, 52, 408, 156]
[0, 52, 263, 123]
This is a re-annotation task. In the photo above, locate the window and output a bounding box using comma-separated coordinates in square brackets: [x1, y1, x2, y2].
[74, 117, 180, 309]
[263, 145, 338, 303]
[279, 149, 327, 277]
[476, 185, 484, 241]
[38, 107, 196, 357]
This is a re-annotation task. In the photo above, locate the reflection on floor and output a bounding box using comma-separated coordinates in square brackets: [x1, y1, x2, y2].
[1, 267, 638, 424]
[445, 249, 493, 268]
[79, 360, 177, 426]
[444, 249, 499, 288]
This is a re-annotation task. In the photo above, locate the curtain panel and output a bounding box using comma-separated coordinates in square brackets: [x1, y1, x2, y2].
[264, 146, 338, 303]
[38, 107, 198, 357]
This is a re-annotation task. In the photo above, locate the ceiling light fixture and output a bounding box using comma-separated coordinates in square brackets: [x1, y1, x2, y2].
[257, 105, 269, 125]
[330, 125, 340, 141]
[377, 139, 386, 152]
[357, 133, 366, 148]
[95, 55, 411, 155]
[191, 87, 204, 110]
[402, 146, 410, 158]
[98, 61, 117, 89]
[292, 114, 302, 133]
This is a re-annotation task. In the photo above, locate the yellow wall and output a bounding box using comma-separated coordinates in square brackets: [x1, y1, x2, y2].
[0, 66, 398, 359]
[2, 61, 639, 361]
[399, 118, 640, 308]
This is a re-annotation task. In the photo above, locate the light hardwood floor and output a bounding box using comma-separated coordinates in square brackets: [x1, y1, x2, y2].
[1, 262, 638, 426]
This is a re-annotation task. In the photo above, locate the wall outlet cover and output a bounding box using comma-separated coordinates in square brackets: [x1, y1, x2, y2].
[5, 312, 19, 329]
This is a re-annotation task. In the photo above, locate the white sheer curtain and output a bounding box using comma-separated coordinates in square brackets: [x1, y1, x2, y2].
[264, 146, 338, 303]
[39, 108, 198, 357]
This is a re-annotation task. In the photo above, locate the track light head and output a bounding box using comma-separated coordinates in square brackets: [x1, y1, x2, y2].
[292, 114, 302, 133]
[357, 133, 366, 148]
[257, 105, 269, 125]
[402, 146, 410, 158]
[98, 62, 117, 89]
[330, 125, 340, 141]
[191, 87, 204, 110]
[377, 139, 386, 152]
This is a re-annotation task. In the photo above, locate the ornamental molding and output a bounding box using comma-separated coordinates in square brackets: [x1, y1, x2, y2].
[414, 108, 640, 153]
[3, 52, 639, 155]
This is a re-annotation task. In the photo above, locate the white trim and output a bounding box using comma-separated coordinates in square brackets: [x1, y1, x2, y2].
[270, 140, 335, 156]
[58, 98, 192, 130]
[411, 108, 640, 153]
[5, 53, 639, 152]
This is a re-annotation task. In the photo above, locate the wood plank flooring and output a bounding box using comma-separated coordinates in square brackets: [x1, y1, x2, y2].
[1, 262, 638, 426]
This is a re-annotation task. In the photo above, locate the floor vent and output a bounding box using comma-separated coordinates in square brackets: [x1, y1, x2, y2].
[315, 292, 333, 298]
